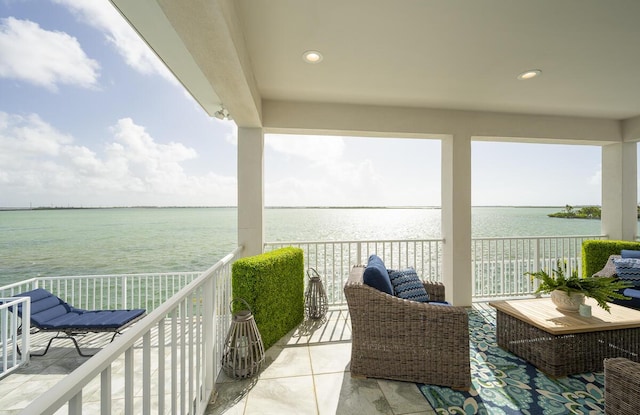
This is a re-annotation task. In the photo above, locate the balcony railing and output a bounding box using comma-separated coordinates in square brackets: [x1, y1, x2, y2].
[0, 271, 202, 312]
[264, 239, 442, 304]
[20, 246, 241, 415]
[0, 272, 203, 379]
[265, 234, 606, 302]
[471, 235, 605, 299]
[0, 296, 30, 379]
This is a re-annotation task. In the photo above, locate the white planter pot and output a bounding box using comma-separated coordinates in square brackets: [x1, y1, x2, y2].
[550, 289, 585, 312]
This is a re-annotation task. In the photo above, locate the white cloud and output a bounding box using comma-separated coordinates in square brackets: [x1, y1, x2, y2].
[0, 17, 99, 90]
[223, 124, 238, 146]
[0, 112, 236, 206]
[52, 0, 175, 82]
[589, 166, 602, 187]
[264, 134, 400, 206]
[266, 134, 345, 164]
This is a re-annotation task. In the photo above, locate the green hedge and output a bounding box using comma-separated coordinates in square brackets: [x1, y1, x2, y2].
[231, 247, 304, 350]
[582, 239, 640, 277]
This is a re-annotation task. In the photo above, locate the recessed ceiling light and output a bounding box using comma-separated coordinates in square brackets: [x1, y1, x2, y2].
[517, 69, 542, 80]
[303, 50, 323, 64]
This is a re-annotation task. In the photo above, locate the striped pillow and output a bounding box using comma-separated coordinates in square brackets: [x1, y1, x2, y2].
[613, 257, 640, 280]
[388, 268, 430, 302]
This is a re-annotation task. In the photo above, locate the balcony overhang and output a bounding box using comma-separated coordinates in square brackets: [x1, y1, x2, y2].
[110, 0, 640, 144]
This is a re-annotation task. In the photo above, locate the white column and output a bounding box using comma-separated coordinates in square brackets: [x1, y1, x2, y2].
[441, 134, 472, 306]
[602, 142, 637, 241]
[237, 128, 265, 257]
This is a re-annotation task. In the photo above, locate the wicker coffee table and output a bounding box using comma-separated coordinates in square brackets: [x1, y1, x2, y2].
[489, 298, 640, 377]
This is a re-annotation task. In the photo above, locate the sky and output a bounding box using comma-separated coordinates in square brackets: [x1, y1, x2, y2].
[0, 1, 614, 208]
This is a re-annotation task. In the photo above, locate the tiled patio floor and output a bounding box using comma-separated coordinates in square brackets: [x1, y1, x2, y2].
[206, 307, 435, 415]
[0, 307, 437, 414]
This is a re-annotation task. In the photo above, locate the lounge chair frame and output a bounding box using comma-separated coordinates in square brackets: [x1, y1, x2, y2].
[13, 288, 146, 357]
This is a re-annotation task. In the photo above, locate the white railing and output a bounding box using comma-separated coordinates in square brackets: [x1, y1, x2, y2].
[472, 235, 606, 299]
[0, 297, 30, 378]
[0, 272, 202, 312]
[264, 239, 443, 304]
[21, 246, 241, 415]
[265, 235, 607, 302]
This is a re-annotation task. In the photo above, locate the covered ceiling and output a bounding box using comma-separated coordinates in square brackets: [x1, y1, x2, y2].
[111, 0, 640, 139]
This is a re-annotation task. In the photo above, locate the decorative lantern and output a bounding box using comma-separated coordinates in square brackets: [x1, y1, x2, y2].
[221, 298, 265, 379]
[304, 268, 329, 319]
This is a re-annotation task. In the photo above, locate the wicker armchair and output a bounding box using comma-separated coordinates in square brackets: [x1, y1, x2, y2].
[344, 265, 470, 389]
[605, 357, 640, 415]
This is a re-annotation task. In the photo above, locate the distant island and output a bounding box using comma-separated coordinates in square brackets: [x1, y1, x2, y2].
[549, 204, 640, 219]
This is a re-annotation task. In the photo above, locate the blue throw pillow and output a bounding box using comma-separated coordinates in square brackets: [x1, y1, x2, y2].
[363, 254, 393, 295]
[388, 268, 430, 302]
[621, 250, 640, 259]
[613, 257, 640, 280]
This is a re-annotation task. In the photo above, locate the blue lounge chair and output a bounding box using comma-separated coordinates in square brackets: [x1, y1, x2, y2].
[14, 288, 146, 357]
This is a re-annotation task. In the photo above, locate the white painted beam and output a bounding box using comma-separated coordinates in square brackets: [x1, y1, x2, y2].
[238, 128, 265, 257]
[602, 142, 637, 241]
[441, 134, 472, 306]
[263, 100, 621, 144]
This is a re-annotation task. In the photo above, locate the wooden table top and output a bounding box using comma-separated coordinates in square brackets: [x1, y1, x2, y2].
[489, 297, 640, 335]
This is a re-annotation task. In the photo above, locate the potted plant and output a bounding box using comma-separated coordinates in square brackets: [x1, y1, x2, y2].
[526, 260, 632, 312]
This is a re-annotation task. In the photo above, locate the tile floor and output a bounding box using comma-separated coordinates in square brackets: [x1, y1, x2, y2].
[206, 307, 435, 415]
[0, 307, 436, 414]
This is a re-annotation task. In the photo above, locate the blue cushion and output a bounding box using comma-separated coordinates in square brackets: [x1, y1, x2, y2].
[362, 254, 393, 295]
[623, 288, 640, 298]
[621, 250, 640, 259]
[43, 309, 145, 329]
[613, 257, 640, 280]
[389, 268, 430, 302]
[14, 288, 145, 330]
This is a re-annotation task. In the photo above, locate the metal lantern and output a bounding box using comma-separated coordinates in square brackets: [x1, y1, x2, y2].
[304, 268, 329, 319]
[221, 298, 265, 379]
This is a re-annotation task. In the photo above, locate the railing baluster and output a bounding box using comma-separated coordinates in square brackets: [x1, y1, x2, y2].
[125, 346, 134, 415]
[158, 319, 165, 415]
[68, 391, 82, 415]
[143, 332, 151, 415]
[100, 366, 111, 415]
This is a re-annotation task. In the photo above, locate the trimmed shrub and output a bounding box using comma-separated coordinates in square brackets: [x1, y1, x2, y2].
[231, 247, 304, 350]
[582, 240, 640, 278]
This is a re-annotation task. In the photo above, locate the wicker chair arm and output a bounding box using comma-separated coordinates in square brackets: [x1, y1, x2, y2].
[423, 281, 445, 302]
[605, 357, 640, 415]
[344, 281, 467, 324]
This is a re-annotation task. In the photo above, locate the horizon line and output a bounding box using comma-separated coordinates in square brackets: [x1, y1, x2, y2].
[0, 204, 603, 211]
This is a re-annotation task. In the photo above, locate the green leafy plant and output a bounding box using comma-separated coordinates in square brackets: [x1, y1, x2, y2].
[526, 260, 632, 312]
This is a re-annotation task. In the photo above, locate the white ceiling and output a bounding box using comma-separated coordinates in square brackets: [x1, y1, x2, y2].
[234, 0, 640, 120]
[113, 0, 640, 134]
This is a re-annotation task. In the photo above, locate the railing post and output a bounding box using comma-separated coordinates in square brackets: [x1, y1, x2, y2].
[204, 277, 215, 395]
[356, 242, 362, 265]
[121, 276, 127, 309]
[22, 299, 30, 364]
[533, 238, 541, 295]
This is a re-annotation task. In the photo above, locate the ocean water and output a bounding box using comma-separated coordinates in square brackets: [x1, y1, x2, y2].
[0, 207, 613, 285]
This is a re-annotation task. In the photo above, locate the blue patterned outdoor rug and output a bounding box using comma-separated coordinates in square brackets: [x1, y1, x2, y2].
[419, 308, 605, 414]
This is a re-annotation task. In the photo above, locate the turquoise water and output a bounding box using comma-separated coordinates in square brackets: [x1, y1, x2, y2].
[0, 207, 613, 285]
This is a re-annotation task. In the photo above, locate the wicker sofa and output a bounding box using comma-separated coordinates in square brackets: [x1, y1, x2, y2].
[604, 357, 640, 415]
[344, 265, 471, 389]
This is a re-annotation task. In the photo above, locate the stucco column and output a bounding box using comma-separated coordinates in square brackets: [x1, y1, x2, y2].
[237, 127, 265, 257]
[601, 142, 637, 241]
[441, 134, 472, 306]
